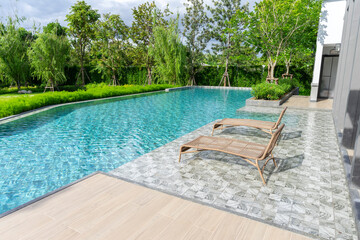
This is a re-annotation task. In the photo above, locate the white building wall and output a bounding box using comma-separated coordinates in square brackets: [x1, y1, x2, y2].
[310, 0, 346, 102]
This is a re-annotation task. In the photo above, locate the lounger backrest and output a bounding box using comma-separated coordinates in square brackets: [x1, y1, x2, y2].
[261, 124, 285, 159]
[273, 107, 287, 129]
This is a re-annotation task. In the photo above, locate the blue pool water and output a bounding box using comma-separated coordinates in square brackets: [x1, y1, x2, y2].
[0, 88, 274, 214]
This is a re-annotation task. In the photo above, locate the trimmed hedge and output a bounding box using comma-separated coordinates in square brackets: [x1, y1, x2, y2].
[0, 84, 174, 118]
[251, 78, 298, 100]
[62, 65, 312, 93]
[1, 64, 313, 95]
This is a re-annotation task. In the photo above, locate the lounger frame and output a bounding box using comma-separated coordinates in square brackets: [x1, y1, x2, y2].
[211, 107, 287, 136]
[179, 124, 285, 184]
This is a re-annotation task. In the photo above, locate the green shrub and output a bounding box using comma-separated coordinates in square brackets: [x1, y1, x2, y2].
[252, 79, 299, 100]
[0, 86, 43, 95]
[251, 82, 286, 100]
[0, 84, 174, 118]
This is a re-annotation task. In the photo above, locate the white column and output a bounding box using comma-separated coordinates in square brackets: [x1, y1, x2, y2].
[310, 41, 323, 102]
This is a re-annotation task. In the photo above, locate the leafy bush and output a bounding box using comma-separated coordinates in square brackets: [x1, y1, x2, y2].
[0, 86, 43, 95]
[0, 84, 174, 118]
[252, 82, 286, 100]
[252, 79, 299, 100]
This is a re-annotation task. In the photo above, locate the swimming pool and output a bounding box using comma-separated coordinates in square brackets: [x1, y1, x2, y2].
[0, 88, 260, 214]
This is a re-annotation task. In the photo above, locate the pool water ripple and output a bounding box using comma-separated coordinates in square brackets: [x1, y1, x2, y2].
[0, 88, 271, 214]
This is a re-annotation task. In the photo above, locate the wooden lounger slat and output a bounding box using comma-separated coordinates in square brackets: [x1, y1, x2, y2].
[179, 124, 285, 184]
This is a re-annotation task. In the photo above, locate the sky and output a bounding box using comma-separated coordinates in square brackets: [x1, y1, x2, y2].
[0, 0, 258, 30]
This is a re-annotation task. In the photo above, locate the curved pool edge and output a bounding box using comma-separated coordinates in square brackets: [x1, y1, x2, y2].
[0, 171, 104, 219]
[0, 89, 168, 125]
[0, 86, 253, 125]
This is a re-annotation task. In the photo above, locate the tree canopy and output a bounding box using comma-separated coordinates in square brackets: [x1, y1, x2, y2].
[182, 0, 209, 86]
[66, 0, 100, 86]
[0, 17, 32, 89]
[92, 13, 129, 85]
[130, 1, 171, 85]
[28, 30, 70, 91]
[0, 0, 322, 92]
[207, 0, 248, 86]
[242, 0, 322, 81]
[149, 17, 187, 85]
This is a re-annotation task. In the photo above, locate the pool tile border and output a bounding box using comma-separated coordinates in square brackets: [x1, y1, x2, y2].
[0, 86, 252, 125]
[0, 171, 103, 219]
[0, 89, 169, 124]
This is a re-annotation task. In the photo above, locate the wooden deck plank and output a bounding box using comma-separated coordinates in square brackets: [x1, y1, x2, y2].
[0, 173, 312, 240]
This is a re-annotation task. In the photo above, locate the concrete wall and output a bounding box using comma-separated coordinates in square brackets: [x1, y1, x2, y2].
[332, 0, 360, 184]
[310, 0, 346, 102]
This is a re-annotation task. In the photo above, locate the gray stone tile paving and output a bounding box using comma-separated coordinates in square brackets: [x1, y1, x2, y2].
[110, 107, 358, 240]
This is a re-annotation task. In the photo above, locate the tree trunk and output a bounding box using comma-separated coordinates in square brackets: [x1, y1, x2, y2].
[16, 80, 21, 90]
[81, 67, 85, 86]
[223, 58, 229, 87]
[50, 78, 54, 92]
[285, 58, 291, 75]
[219, 33, 231, 87]
[112, 69, 117, 86]
[147, 66, 152, 85]
[269, 60, 277, 80]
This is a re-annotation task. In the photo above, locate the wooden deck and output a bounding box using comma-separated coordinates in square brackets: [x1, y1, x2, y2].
[0, 173, 311, 240]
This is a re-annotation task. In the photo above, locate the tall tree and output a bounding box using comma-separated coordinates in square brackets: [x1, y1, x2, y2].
[66, 1, 100, 86]
[28, 29, 70, 91]
[207, 0, 248, 86]
[43, 21, 67, 36]
[130, 2, 171, 85]
[281, 0, 321, 77]
[92, 13, 129, 85]
[182, 0, 209, 86]
[149, 17, 187, 85]
[0, 17, 32, 90]
[243, 0, 322, 81]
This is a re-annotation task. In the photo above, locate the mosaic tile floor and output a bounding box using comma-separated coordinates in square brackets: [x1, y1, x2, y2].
[110, 107, 358, 240]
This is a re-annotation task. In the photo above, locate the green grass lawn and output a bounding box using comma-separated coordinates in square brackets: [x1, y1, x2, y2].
[0, 92, 43, 99]
[0, 84, 175, 119]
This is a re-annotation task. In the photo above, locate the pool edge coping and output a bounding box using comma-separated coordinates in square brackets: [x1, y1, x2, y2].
[0, 171, 103, 219]
[0, 86, 253, 124]
[0, 89, 169, 124]
[0, 110, 340, 239]
[0, 168, 315, 240]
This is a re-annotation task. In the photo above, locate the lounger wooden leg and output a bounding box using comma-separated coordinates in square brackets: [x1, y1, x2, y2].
[256, 161, 266, 185]
[178, 146, 187, 162]
[271, 153, 277, 167]
[211, 124, 221, 136]
[211, 126, 215, 136]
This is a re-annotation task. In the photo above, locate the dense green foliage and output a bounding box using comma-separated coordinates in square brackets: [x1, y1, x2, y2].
[130, 2, 171, 85]
[239, 0, 321, 80]
[66, 1, 100, 85]
[28, 31, 70, 89]
[0, 0, 321, 97]
[182, 0, 209, 86]
[0, 17, 32, 89]
[207, 0, 249, 86]
[252, 79, 298, 100]
[0, 84, 174, 118]
[91, 13, 129, 85]
[149, 18, 187, 85]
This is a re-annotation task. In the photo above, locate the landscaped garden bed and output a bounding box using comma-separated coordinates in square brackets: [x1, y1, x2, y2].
[0, 83, 174, 119]
[246, 78, 299, 107]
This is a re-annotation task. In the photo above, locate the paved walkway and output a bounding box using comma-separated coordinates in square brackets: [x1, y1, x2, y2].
[0, 173, 310, 240]
[283, 95, 333, 110]
[111, 106, 357, 239]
